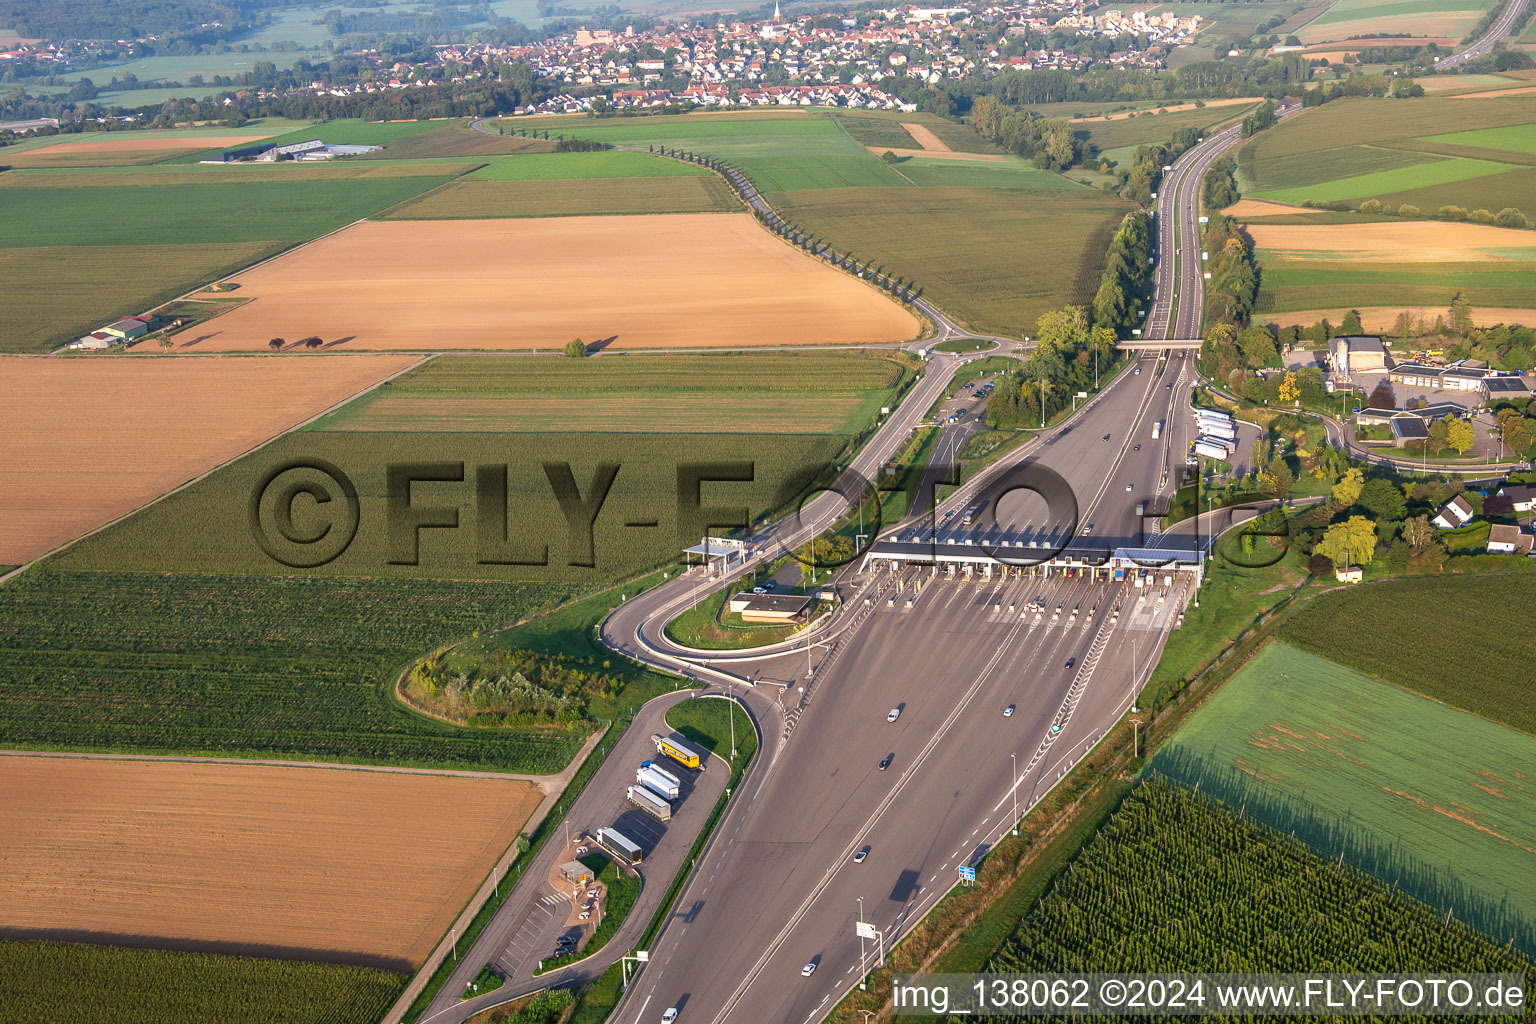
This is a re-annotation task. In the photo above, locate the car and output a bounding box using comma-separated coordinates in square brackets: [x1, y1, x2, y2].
[887, 707, 901, 723]
[853, 845, 870, 864]
[1133, 444, 1141, 451]
[1166, 383, 1173, 390]
[1125, 483, 1133, 491]
[1003, 704, 1015, 717]
[662, 1009, 679, 1024]
[1065, 657, 1076, 669]
[879, 753, 894, 771]
[751, 586, 767, 594]
[1082, 524, 1092, 535]
[1103, 434, 1111, 441]
[1135, 367, 1142, 375]
[802, 961, 819, 977]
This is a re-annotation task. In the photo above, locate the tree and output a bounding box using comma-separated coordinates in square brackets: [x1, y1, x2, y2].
[1402, 515, 1435, 551]
[1483, 494, 1515, 518]
[1446, 418, 1474, 455]
[1331, 467, 1364, 509]
[268, 337, 285, 351]
[1428, 416, 1451, 452]
[1367, 380, 1395, 410]
[158, 336, 174, 352]
[1238, 326, 1276, 368]
[564, 338, 589, 357]
[302, 335, 323, 349]
[1316, 515, 1377, 566]
[1358, 476, 1406, 521]
[1261, 455, 1294, 501]
[1340, 309, 1363, 334]
[1306, 552, 1334, 576]
[880, 150, 899, 164]
[1277, 371, 1300, 404]
[1449, 292, 1475, 335]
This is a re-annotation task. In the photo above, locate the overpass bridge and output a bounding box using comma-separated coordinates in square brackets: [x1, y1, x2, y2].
[1118, 338, 1202, 351]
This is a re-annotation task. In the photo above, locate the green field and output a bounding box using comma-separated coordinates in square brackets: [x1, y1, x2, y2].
[987, 778, 1536, 973]
[1423, 121, 1536, 156]
[1153, 642, 1536, 951]
[50, 430, 849, 582]
[1254, 156, 1520, 205]
[829, 109, 1001, 155]
[0, 569, 594, 769]
[379, 177, 738, 218]
[1254, 257, 1536, 314]
[1075, 102, 1257, 156]
[665, 695, 758, 772]
[1310, 0, 1492, 24]
[0, 939, 403, 1024]
[469, 151, 708, 180]
[310, 352, 908, 434]
[0, 177, 457, 248]
[775, 185, 1129, 336]
[1279, 574, 1536, 735]
[894, 156, 1084, 190]
[522, 112, 911, 193]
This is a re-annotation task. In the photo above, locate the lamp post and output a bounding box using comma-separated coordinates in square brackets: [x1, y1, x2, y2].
[857, 896, 868, 988]
[1011, 751, 1019, 836]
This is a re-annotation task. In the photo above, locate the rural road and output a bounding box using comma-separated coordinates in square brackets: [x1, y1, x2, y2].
[1438, 0, 1531, 66]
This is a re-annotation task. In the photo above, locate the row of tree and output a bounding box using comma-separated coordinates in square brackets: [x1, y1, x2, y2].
[1091, 211, 1154, 335]
[986, 306, 1117, 429]
[1202, 214, 1259, 325]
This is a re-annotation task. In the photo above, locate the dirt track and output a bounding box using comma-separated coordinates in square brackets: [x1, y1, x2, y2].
[0, 354, 417, 564]
[0, 757, 541, 970]
[899, 122, 951, 151]
[178, 214, 921, 351]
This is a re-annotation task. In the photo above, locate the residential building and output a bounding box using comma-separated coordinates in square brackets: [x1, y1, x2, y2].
[1496, 484, 1536, 513]
[1432, 494, 1475, 530]
[1487, 523, 1532, 555]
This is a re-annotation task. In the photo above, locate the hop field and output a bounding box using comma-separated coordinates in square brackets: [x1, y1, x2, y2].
[1151, 643, 1536, 955]
[0, 569, 590, 770]
[986, 779, 1534, 989]
[0, 940, 403, 1024]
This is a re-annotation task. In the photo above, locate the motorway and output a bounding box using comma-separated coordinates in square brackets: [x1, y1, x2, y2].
[1438, 0, 1531, 67]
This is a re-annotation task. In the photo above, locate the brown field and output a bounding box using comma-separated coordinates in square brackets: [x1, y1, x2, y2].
[19, 135, 273, 155]
[1455, 84, 1536, 98]
[179, 214, 922, 351]
[1262, 305, 1536, 331]
[0, 757, 540, 970]
[1068, 96, 1260, 122]
[0, 163, 464, 188]
[900, 121, 951, 151]
[1223, 199, 1323, 217]
[0, 354, 417, 563]
[1300, 12, 1484, 43]
[866, 146, 1007, 162]
[1246, 221, 1536, 262]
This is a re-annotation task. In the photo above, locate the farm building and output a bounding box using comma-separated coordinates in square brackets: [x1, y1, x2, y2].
[1328, 336, 1388, 379]
[1432, 495, 1475, 530]
[726, 592, 813, 622]
[101, 316, 153, 341]
[69, 331, 117, 350]
[1487, 524, 1532, 555]
[202, 140, 383, 164]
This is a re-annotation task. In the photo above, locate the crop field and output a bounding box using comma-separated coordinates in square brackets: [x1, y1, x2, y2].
[1075, 100, 1257, 156]
[1423, 121, 1536, 155]
[348, 123, 553, 160]
[1248, 220, 1536, 261]
[831, 110, 1001, 155]
[181, 215, 919, 351]
[0, 161, 471, 188]
[775, 185, 1129, 336]
[1263, 304, 1536, 330]
[381, 177, 738, 218]
[1279, 574, 1536, 735]
[1298, 0, 1496, 43]
[1, 177, 459, 248]
[468, 150, 709, 180]
[0, 241, 281, 353]
[1253, 155, 1520, 205]
[0, 756, 540, 970]
[0, 354, 417, 563]
[310, 352, 908, 434]
[1152, 643, 1536, 951]
[1253, 257, 1536, 318]
[0, 569, 589, 769]
[48, 429, 851, 582]
[892, 157, 1083, 190]
[988, 778, 1536, 973]
[515, 111, 911, 193]
[0, 939, 402, 1024]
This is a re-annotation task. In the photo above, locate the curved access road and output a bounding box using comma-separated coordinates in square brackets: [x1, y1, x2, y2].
[1439, 0, 1531, 67]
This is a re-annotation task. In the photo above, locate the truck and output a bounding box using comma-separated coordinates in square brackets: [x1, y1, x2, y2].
[1201, 420, 1238, 441]
[596, 826, 643, 866]
[653, 732, 705, 771]
[637, 764, 681, 801]
[1193, 440, 1234, 461]
[1194, 409, 1234, 428]
[628, 785, 673, 821]
[1151, 420, 1162, 440]
[1197, 433, 1236, 453]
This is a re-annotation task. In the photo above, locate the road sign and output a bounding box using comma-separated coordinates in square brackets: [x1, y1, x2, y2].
[856, 921, 879, 940]
[636, 950, 650, 962]
[1198, 215, 1209, 223]
[958, 865, 976, 883]
[1077, 391, 1088, 398]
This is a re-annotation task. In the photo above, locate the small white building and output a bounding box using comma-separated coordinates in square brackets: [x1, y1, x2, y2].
[1487, 523, 1532, 555]
[1431, 494, 1475, 530]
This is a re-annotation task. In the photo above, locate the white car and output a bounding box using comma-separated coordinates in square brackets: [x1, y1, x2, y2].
[802, 961, 818, 977]
[1125, 483, 1133, 491]
[751, 586, 767, 594]
[887, 707, 901, 723]
[1003, 704, 1015, 717]
[662, 1009, 679, 1023]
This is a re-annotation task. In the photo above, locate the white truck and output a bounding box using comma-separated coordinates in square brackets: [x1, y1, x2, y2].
[637, 764, 680, 802]
[1193, 439, 1234, 460]
[1151, 420, 1162, 440]
[1194, 409, 1234, 428]
[1201, 420, 1238, 441]
[628, 785, 673, 821]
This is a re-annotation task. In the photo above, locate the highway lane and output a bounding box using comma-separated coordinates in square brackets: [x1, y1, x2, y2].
[1439, 0, 1530, 66]
[608, 354, 1199, 1024]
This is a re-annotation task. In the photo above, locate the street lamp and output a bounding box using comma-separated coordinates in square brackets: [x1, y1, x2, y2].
[1011, 752, 1019, 836]
[857, 896, 867, 988]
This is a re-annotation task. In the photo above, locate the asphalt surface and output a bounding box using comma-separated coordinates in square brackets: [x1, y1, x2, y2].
[1438, 0, 1530, 66]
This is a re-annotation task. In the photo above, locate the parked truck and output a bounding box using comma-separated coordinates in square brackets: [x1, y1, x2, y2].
[628, 785, 673, 821]
[1201, 420, 1237, 441]
[596, 826, 643, 866]
[637, 764, 680, 801]
[1193, 439, 1234, 461]
[653, 733, 705, 771]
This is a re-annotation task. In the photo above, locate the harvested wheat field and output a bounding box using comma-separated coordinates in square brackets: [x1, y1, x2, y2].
[20, 135, 274, 155]
[1247, 221, 1536, 262]
[1067, 97, 1260, 122]
[0, 354, 417, 564]
[180, 214, 921, 351]
[900, 122, 951, 151]
[1263, 306, 1536, 332]
[0, 757, 540, 970]
[866, 146, 1007, 162]
[1223, 199, 1323, 218]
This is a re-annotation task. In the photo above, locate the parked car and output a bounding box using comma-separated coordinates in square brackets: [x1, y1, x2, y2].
[1133, 444, 1141, 451]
